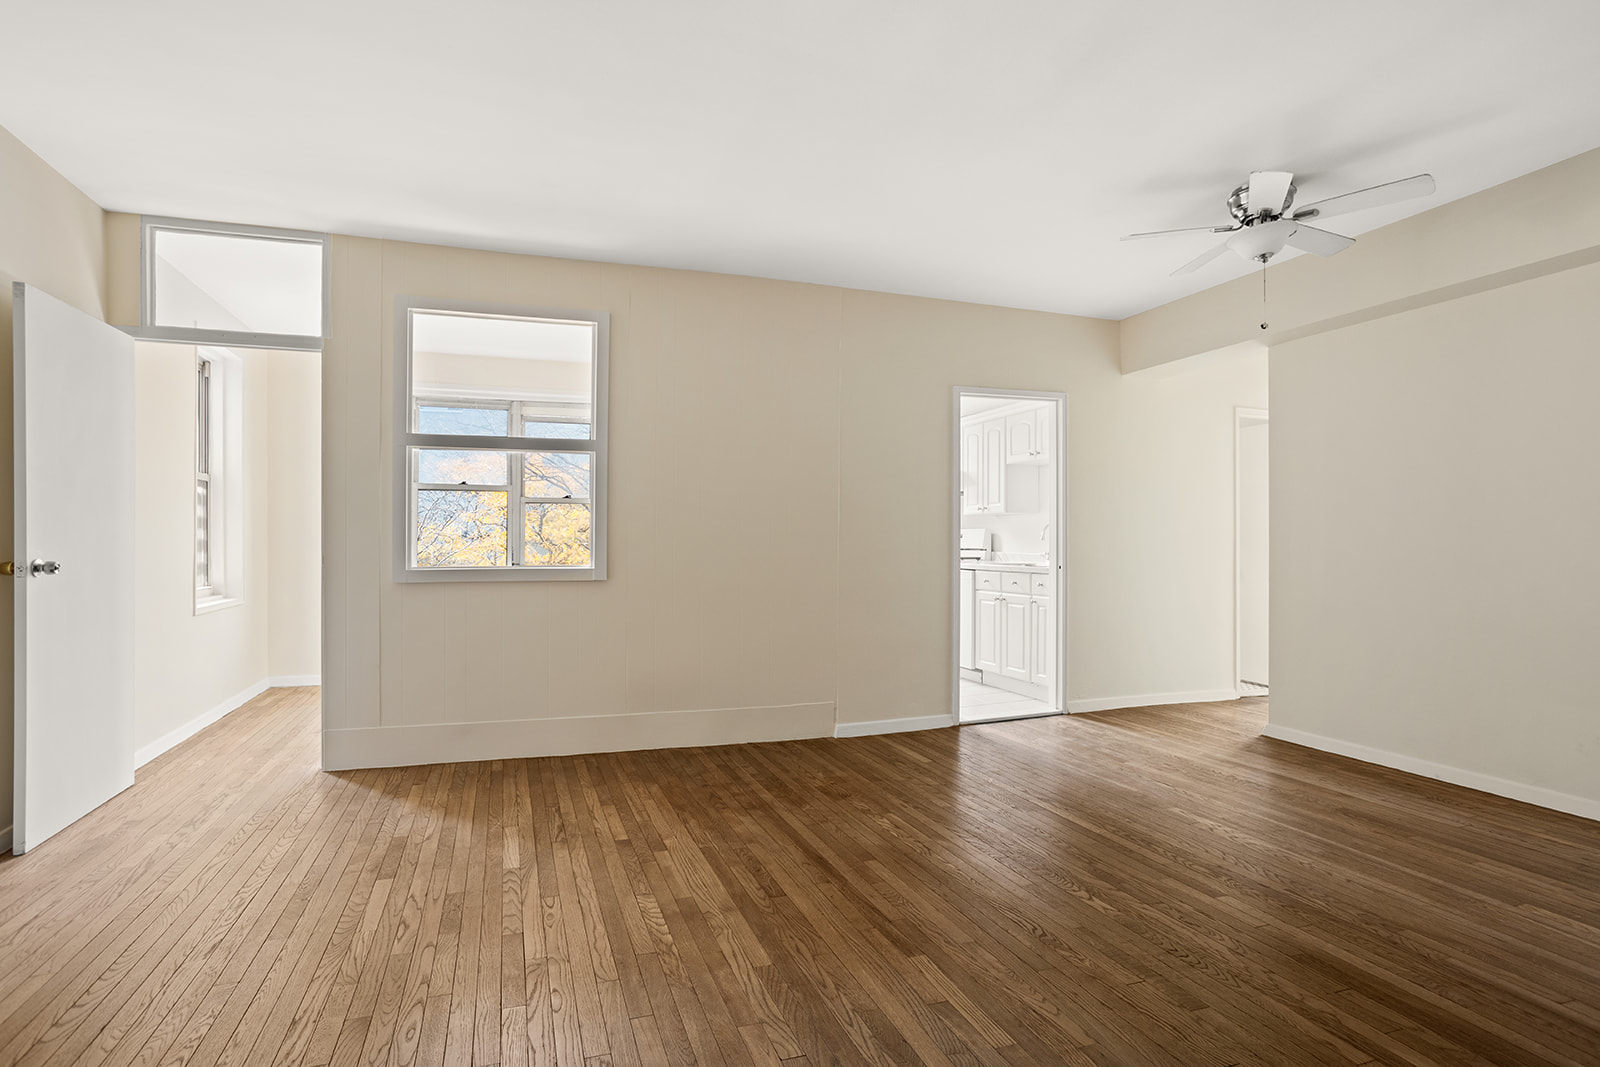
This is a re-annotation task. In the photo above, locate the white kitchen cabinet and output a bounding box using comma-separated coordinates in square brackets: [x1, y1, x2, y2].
[980, 418, 1006, 512]
[1004, 406, 1051, 465]
[959, 569, 976, 670]
[975, 591, 1002, 672]
[959, 422, 984, 515]
[971, 568, 1053, 695]
[999, 593, 1032, 681]
[1029, 594, 1051, 688]
[961, 416, 1011, 514]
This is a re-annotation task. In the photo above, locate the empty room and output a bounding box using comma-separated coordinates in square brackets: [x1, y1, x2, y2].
[1, 2, 1598, 1065]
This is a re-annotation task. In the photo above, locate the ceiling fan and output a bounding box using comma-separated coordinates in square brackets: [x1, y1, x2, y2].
[1124, 170, 1437, 275]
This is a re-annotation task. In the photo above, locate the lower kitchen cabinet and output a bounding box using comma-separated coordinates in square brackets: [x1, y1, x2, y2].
[975, 591, 1002, 673]
[1029, 594, 1051, 687]
[970, 570, 1052, 693]
[999, 594, 1032, 681]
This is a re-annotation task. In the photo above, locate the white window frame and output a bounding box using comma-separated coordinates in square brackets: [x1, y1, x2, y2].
[393, 297, 609, 582]
[195, 348, 245, 614]
[128, 215, 330, 351]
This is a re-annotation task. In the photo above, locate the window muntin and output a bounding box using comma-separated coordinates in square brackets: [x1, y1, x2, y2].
[138, 217, 329, 350]
[397, 302, 607, 580]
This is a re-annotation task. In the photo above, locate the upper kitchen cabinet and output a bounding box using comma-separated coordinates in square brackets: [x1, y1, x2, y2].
[1005, 405, 1051, 465]
[962, 417, 1008, 514]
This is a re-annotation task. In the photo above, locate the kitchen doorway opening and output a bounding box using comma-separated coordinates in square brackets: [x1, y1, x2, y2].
[1236, 408, 1269, 696]
[952, 388, 1066, 724]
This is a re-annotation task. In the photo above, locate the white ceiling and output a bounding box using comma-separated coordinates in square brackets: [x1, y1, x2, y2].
[5, 0, 1600, 320]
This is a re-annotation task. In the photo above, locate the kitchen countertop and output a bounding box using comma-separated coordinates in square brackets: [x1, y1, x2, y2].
[960, 560, 1052, 572]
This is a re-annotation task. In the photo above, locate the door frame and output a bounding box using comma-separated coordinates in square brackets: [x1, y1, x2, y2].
[950, 387, 1068, 723]
[1234, 407, 1269, 693]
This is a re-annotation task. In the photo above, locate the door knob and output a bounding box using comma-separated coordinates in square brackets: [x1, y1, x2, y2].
[30, 559, 62, 576]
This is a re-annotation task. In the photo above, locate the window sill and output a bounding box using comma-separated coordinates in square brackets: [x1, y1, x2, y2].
[396, 566, 604, 583]
[195, 595, 244, 616]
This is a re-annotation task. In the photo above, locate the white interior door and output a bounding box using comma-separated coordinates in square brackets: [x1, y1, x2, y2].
[12, 282, 135, 854]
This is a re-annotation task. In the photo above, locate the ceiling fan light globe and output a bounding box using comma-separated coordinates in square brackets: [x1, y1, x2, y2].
[1228, 219, 1297, 262]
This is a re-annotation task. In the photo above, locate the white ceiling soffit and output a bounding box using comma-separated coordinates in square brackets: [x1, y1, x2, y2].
[4, 1, 1600, 321]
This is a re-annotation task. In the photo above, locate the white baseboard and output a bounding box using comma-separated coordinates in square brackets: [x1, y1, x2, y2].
[135, 678, 271, 768]
[268, 675, 321, 687]
[1262, 723, 1600, 823]
[1065, 688, 1239, 715]
[323, 701, 836, 771]
[0, 823, 11, 854]
[834, 714, 954, 738]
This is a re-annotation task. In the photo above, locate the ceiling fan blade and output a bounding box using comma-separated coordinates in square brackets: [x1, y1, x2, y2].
[1171, 240, 1234, 276]
[1122, 224, 1236, 241]
[1247, 171, 1295, 217]
[1284, 224, 1356, 257]
[1294, 174, 1436, 222]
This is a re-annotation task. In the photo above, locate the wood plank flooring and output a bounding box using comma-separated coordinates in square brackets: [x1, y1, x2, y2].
[2, 686, 1599, 1066]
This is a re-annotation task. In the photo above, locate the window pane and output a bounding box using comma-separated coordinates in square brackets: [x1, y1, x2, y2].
[523, 419, 591, 439]
[195, 480, 210, 589]
[524, 503, 591, 567]
[410, 311, 593, 421]
[418, 404, 508, 436]
[523, 452, 591, 499]
[416, 491, 507, 567]
[152, 228, 323, 336]
[417, 449, 509, 485]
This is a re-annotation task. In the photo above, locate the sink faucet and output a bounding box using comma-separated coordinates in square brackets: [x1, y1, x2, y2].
[1041, 522, 1051, 563]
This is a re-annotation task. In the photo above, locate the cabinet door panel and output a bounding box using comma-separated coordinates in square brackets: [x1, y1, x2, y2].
[1030, 596, 1051, 688]
[981, 419, 1006, 512]
[999, 594, 1031, 681]
[1005, 411, 1036, 463]
[960, 423, 984, 514]
[959, 570, 976, 670]
[975, 593, 1002, 673]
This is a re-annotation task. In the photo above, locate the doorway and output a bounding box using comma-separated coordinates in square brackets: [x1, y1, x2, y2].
[130, 341, 322, 768]
[952, 388, 1066, 724]
[1236, 408, 1268, 696]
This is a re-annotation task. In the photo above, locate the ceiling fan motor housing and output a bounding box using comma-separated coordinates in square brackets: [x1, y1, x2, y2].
[1228, 182, 1297, 223]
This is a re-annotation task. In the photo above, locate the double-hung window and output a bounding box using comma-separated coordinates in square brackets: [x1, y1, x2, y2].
[193, 347, 243, 611]
[396, 299, 608, 581]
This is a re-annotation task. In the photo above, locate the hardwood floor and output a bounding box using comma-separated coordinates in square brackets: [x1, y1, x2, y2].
[3, 688, 1599, 1066]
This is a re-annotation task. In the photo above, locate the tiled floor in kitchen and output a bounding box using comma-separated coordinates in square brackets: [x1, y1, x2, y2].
[958, 678, 1057, 723]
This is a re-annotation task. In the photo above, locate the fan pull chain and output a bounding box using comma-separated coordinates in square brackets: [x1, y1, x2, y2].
[1260, 261, 1269, 331]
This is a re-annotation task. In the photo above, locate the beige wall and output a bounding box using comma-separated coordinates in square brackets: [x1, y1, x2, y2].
[267, 349, 323, 680]
[837, 296, 1265, 725]
[1268, 262, 1600, 814]
[1237, 417, 1268, 685]
[1114, 150, 1600, 818]
[133, 343, 271, 750]
[0, 125, 108, 840]
[310, 236, 1263, 768]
